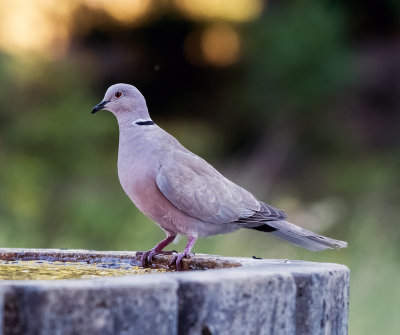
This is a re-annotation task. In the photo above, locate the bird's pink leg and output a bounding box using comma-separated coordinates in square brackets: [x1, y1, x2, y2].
[141, 235, 176, 266]
[169, 236, 197, 271]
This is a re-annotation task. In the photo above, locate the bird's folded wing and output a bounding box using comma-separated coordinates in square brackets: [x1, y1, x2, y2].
[156, 150, 261, 224]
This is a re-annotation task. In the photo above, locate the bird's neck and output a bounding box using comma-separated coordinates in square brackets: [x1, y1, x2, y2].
[116, 108, 152, 130]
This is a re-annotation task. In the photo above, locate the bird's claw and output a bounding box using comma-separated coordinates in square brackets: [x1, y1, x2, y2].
[169, 251, 193, 271]
[140, 249, 177, 267]
[141, 249, 156, 266]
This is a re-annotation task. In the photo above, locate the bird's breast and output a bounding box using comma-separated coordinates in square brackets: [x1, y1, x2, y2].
[117, 142, 166, 219]
[117, 149, 154, 200]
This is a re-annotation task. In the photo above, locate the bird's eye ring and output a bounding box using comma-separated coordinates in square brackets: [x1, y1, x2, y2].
[114, 91, 123, 99]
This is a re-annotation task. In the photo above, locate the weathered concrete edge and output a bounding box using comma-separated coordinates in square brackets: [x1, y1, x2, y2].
[0, 275, 180, 335]
[0, 248, 350, 335]
[0, 265, 349, 335]
[0, 247, 349, 272]
[0, 247, 349, 289]
[169, 263, 349, 335]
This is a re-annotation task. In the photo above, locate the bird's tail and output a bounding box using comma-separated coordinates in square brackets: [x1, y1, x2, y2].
[252, 220, 347, 251]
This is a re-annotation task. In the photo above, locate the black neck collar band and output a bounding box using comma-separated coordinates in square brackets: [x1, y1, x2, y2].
[135, 120, 155, 126]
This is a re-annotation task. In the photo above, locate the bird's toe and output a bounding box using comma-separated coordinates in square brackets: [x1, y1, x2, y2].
[147, 250, 156, 263]
[140, 249, 178, 267]
[169, 251, 192, 271]
[140, 251, 149, 267]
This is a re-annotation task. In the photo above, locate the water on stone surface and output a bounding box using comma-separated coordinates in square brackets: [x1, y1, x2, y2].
[0, 260, 167, 280]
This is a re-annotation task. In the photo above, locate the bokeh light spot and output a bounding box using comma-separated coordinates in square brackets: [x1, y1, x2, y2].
[0, 0, 77, 58]
[200, 24, 241, 67]
[173, 0, 263, 22]
[87, 0, 154, 25]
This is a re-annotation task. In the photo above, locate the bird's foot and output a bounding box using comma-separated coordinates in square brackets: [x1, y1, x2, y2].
[140, 249, 177, 267]
[169, 251, 194, 271]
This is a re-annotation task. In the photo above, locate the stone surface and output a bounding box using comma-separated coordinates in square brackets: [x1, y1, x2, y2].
[0, 248, 350, 335]
[174, 262, 349, 335]
[2, 276, 178, 335]
[0, 248, 241, 271]
[176, 269, 297, 335]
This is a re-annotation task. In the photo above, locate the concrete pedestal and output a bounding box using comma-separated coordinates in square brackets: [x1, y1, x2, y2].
[0, 248, 349, 335]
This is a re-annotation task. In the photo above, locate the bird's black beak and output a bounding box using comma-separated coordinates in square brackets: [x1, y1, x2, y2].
[91, 100, 110, 114]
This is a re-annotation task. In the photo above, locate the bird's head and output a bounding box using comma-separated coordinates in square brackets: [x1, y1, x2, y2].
[92, 83, 150, 123]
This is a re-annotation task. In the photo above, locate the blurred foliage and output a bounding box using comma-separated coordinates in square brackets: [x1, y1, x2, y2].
[0, 0, 400, 334]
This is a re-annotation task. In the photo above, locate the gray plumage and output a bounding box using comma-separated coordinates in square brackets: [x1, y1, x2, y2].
[92, 84, 347, 268]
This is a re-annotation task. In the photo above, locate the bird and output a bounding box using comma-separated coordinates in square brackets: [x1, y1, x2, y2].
[92, 83, 347, 270]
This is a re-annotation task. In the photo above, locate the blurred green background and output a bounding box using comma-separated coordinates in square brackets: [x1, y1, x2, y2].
[0, 0, 399, 333]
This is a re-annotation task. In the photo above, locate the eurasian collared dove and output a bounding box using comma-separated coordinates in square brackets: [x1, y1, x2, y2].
[92, 83, 347, 270]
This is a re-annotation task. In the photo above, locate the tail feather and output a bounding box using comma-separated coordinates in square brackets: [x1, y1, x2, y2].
[252, 220, 347, 251]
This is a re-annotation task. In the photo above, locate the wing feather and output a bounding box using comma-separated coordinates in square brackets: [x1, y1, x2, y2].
[156, 150, 261, 224]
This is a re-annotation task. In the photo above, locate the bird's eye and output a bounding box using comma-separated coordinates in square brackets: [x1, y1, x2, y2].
[114, 91, 123, 98]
